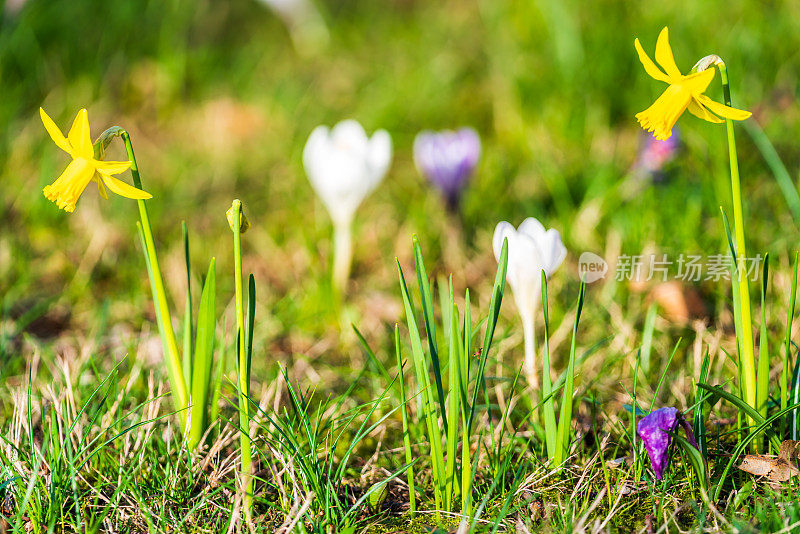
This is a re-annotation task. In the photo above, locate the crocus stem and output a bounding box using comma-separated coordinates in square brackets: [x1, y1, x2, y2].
[521, 307, 538, 388]
[718, 63, 757, 419]
[121, 131, 189, 429]
[333, 220, 353, 294]
[231, 200, 253, 523]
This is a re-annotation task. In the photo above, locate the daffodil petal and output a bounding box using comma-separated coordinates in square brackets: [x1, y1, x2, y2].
[684, 68, 716, 95]
[67, 109, 94, 159]
[95, 160, 132, 175]
[654, 27, 682, 79]
[635, 37, 671, 83]
[687, 99, 723, 123]
[95, 175, 109, 199]
[695, 94, 752, 121]
[39, 108, 73, 155]
[98, 172, 152, 200]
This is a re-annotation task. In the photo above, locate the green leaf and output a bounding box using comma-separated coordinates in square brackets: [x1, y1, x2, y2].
[189, 258, 216, 449]
[554, 281, 586, 468]
[245, 274, 256, 384]
[182, 221, 193, 390]
[412, 235, 448, 431]
[697, 383, 781, 450]
[541, 271, 557, 462]
[672, 433, 707, 491]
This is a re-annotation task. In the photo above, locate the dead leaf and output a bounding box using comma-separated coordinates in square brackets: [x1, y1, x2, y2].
[738, 440, 800, 483]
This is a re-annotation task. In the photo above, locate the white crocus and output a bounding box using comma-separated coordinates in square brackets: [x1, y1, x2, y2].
[303, 119, 392, 292]
[493, 218, 567, 386]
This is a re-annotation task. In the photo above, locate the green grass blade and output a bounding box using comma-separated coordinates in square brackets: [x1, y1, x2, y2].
[460, 287, 472, 515]
[352, 324, 393, 386]
[245, 274, 255, 383]
[541, 271, 557, 462]
[697, 383, 781, 450]
[396, 259, 446, 514]
[713, 400, 800, 501]
[412, 235, 448, 431]
[757, 253, 770, 425]
[182, 221, 193, 391]
[554, 281, 586, 468]
[468, 237, 508, 434]
[785, 252, 798, 438]
[651, 339, 681, 409]
[694, 349, 711, 458]
[672, 433, 708, 491]
[394, 323, 415, 513]
[189, 258, 216, 450]
[640, 303, 657, 376]
[743, 119, 800, 223]
[445, 293, 461, 511]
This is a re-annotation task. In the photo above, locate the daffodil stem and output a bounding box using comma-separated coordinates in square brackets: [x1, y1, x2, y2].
[121, 131, 189, 429]
[719, 64, 757, 419]
[231, 200, 254, 523]
[333, 221, 353, 295]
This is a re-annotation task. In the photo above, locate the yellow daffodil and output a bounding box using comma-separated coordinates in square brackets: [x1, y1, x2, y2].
[40, 107, 151, 212]
[634, 27, 751, 140]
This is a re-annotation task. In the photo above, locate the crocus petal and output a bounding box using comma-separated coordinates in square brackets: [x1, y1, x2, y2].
[303, 120, 391, 227]
[634, 38, 670, 83]
[39, 108, 73, 155]
[637, 407, 678, 480]
[686, 100, 723, 123]
[414, 128, 481, 206]
[694, 94, 752, 121]
[67, 109, 94, 159]
[98, 172, 152, 199]
[367, 129, 392, 187]
[493, 218, 565, 320]
[654, 27, 682, 80]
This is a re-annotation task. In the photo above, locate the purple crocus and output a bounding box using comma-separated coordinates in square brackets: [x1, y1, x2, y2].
[637, 407, 697, 480]
[413, 128, 481, 210]
[632, 128, 680, 183]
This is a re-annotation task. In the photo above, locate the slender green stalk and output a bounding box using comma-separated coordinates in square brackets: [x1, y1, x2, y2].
[460, 289, 472, 516]
[182, 222, 193, 388]
[393, 324, 415, 513]
[445, 293, 459, 511]
[121, 131, 189, 427]
[540, 272, 557, 462]
[717, 62, 757, 419]
[332, 220, 353, 295]
[757, 255, 770, 433]
[553, 282, 585, 468]
[784, 253, 798, 438]
[229, 199, 253, 522]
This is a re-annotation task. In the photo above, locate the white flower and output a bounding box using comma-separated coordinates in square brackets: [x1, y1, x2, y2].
[303, 119, 392, 228]
[493, 217, 567, 385]
[303, 119, 392, 292]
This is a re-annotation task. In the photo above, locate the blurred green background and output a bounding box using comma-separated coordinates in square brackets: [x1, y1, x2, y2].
[2, 0, 800, 388]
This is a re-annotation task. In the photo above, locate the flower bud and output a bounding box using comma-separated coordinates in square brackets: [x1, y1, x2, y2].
[227, 199, 250, 233]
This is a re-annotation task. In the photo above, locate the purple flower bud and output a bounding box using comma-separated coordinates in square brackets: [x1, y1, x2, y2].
[636, 407, 697, 480]
[413, 128, 481, 210]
